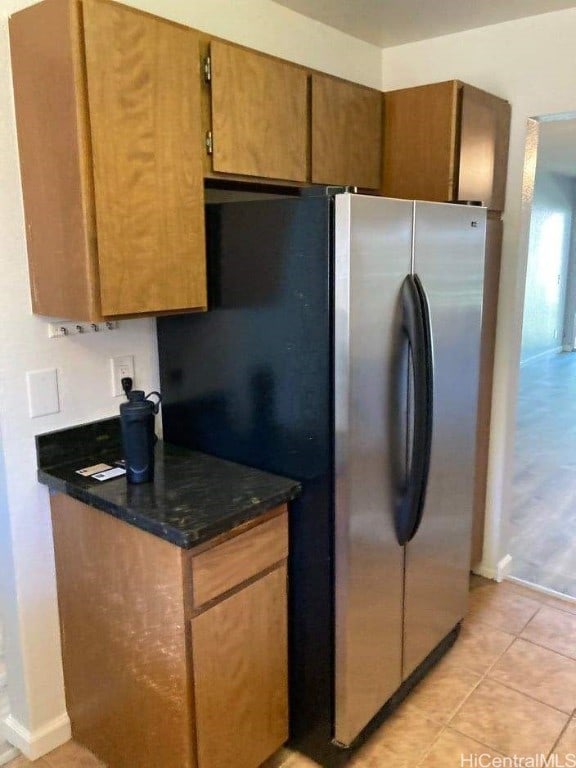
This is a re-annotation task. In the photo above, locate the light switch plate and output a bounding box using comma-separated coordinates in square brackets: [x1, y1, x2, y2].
[26, 368, 60, 418]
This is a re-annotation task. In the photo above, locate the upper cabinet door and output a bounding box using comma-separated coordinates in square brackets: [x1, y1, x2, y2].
[311, 74, 382, 189]
[82, 2, 206, 316]
[457, 85, 511, 212]
[382, 81, 459, 202]
[209, 41, 308, 182]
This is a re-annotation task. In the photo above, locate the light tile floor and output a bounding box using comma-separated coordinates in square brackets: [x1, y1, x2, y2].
[6, 578, 576, 768]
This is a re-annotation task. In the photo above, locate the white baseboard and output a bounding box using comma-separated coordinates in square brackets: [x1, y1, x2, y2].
[2, 712, 71, 761]
[472, 553, 513, 583]
[0, 741, 19, 766]
[0, 744, 19, 766]
[506, 575, 576, 605]
[519, 346, 562, 367]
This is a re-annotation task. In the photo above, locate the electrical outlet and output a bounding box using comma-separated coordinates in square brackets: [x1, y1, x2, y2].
[111, 355, 134, 397]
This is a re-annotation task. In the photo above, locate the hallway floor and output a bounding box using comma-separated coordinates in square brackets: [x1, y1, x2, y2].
[510, 350, 576, 596]
[6, 579, 576, 768]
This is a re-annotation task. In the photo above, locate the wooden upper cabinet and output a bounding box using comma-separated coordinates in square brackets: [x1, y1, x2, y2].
[83, 1, 206, 316]
[10, 0, 207, 321]
[382, 80, 510, 212]
[458, 84, 511, 212]
[311, 74, 382, 189]
[209, 41, 308, 182]
[383, 81, 459, 203]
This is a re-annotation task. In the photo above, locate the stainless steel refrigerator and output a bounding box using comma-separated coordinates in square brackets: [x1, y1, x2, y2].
[157, 191, 486, 766]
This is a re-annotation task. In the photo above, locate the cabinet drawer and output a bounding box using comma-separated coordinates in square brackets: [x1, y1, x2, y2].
[191, 509, 288, 608]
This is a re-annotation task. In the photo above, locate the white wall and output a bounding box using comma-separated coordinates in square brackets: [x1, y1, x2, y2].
[381, 8, 576, 576]
[124, 0, 384, 88]
[0, 0, 382, 757]
[521, 171, 575, 364]
[0, 0, 162, 742]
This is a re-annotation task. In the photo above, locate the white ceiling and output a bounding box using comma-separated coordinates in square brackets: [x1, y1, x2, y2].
[271, 0, 576, 48]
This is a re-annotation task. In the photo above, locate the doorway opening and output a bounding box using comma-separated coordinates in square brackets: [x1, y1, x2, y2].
[509, 114, 576, 598]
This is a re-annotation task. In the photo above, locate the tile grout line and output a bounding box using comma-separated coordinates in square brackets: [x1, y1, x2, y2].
[479, 675, 575, 718]
[414, 594, 543, 758]
[413, 723, 449, 767]
[546, 706, 576, 759]
[441, 616, 570, 758]
[519, 635, 576, 665]
[443, 643, 509, 753]
[412, 648, 521, 761]
[517, 606, 543, 635]
[464, 607, 540, 637]
[392, 588, 571, 764]
[483, 633, 576, 714]
[446, 726, 509, 760]
[479, 637, 517, 678]
[409, 662, 486, 763]
[413, 583, 573, 765]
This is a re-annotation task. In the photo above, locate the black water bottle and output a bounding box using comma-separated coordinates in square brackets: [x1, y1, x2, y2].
[120, 390, 161, 484]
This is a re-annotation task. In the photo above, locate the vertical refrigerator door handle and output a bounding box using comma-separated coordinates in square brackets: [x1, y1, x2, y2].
[394, 274, 434, 546]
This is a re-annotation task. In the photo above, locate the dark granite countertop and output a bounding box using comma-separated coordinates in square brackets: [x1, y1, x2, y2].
[36, 418, 301, 549]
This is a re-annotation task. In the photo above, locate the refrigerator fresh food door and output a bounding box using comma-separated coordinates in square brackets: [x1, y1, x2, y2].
[403, 201, 486, 679]
[334, 194, 411, 746]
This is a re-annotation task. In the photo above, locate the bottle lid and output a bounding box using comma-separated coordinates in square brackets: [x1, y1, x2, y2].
[120, 390, 153, 415]
[127, 390, 146, 402]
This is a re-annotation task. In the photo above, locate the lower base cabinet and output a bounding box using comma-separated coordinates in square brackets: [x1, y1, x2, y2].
[50, 493, 289, 768]
[193, 567, 288, 768]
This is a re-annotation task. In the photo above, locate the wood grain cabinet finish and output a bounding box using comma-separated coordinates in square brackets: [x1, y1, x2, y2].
[311, 74, 383, 189]
[191, 513, 288, 608]
[209, 41, 309, 182]
[50, 493, 289, 768]
[10, 0, 207, 321]
[383, 80, 459, 203]
[459, 84, 511, 213]
[192, 566, 288, 768]
[51, 493, 196, 768]
[382, 80, 510, 211]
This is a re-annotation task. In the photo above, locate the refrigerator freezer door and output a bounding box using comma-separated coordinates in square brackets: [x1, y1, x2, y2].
[158, 197, 337, 752]
[334, 194, 411, 746]
[403, 202, 486, 679]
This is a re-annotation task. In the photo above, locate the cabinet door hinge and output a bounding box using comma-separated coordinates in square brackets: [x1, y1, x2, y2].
[205, 130, 213, 155]
[203, 55, 211, 84]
